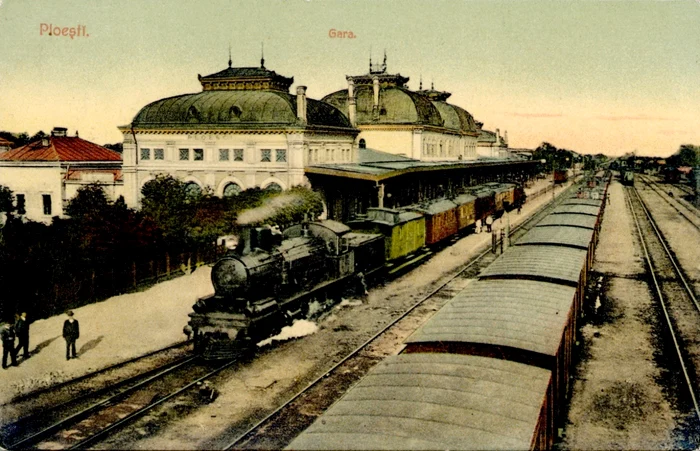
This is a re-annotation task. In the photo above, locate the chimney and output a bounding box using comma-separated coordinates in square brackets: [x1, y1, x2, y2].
[503, 130, 508, 145]
[41, 138, 50, 147]
[75, 130, 79, 138]
[296, 86, 307, 124]
[372, 76, 380, 120]
[347, 78, 357, 127]
[51, 127, 67, 137]
[495, 128, 500, 144]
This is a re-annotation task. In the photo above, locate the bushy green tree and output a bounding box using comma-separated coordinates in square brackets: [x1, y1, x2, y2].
[0, 185, 14, 213]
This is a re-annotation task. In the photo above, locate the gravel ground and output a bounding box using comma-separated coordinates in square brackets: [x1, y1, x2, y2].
[561, 181, 685, 450]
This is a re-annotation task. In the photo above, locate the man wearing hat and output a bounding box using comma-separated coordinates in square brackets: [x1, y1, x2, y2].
[62, 311, 80, 360]
[1, 321, 17, 368]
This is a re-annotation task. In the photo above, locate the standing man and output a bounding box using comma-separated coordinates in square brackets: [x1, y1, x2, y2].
[15, 312, 29, 360]
[1, 322, 17, 369]
[63, 311, 80, 360]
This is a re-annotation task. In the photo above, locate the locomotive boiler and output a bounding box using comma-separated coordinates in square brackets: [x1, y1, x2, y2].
[188, 220, 378, 359]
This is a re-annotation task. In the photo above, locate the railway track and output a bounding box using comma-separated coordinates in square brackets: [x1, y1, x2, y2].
[638, 174, 700, 230]
[3, 355, 242, 450]
[222, 183, 580, 450]
[625, 185, 700, 427]
[2, 182, 580, 451]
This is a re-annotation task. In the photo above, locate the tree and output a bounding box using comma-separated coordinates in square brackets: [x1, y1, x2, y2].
[141, 175, 196, 247]
[104, 143, 123, 153]
[65, 183, 110, 219]
[0, 185, 14, 214]
[668, 144, 700, 168]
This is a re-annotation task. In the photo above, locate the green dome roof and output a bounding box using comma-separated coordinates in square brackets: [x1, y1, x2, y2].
[431, 101, 477, 134]
[132, 90, 352, 129]
[322, 85, 444, 127]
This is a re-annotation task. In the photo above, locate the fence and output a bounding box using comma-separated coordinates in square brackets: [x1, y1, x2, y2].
[45, 245, 226, 317]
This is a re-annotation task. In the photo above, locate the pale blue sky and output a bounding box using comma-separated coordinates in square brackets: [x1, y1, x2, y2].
[1, 0, 698, 156]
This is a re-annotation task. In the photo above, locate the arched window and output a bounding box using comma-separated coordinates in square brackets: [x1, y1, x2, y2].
[264, 182, 282, 193]
[223, 183, 242, 197]
[185, 182, 202, 197]
[359, 139, 366, 149]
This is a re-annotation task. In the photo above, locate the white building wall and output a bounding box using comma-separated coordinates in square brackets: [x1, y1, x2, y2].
[123, 130, 354, 208]
[0, 164, 63, 223]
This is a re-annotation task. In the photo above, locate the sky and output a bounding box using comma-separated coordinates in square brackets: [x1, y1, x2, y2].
[0, 0, 698, 158]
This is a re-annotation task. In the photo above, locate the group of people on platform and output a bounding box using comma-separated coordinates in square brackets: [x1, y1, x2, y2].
[1, 310, 80, 369]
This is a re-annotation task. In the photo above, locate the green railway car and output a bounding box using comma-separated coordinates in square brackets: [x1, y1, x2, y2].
[350, 208, 426, 262]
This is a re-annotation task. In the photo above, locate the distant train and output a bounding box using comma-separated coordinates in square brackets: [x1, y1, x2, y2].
[188, 182, 525, 359]
[621, 169, 635, 186]
[289, 173, 611, 451]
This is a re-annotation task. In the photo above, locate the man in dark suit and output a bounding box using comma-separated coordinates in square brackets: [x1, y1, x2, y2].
[15, 312, 29, 360]
[1, 322, 17, 368]
[62, 311, 80, 360]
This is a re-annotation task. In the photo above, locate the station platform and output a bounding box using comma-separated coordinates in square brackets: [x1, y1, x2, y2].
[0, 176, 567, 407]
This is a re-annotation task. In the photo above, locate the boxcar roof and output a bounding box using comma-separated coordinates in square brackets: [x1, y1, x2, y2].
[343, 232, 384, 246]
[517, 226, 594, 250]
[551, 204, 601, 216]
[479, 245, 588, 285]
[536, 213, 598, 229]
[408, 199, 457, 215]
[406, 279, 576, 357]
[562, 197, 604, 207]
[453, 193, 477, 205]
[288, 353, 551, 450]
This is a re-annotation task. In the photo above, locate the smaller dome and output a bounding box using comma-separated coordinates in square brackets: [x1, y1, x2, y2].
[323, 86, 443, 127]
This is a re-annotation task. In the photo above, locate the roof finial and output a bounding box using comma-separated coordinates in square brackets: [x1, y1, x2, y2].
[369, 46, 372, 72]
[431, 79, 434, 90]
[228, 43, 232, 68]
[260, 42, 265, 69]
[382, 49, 387, 71]
[419, 74, 423, 90]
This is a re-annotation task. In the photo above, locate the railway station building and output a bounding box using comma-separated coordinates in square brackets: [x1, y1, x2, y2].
[306, 147, 537, 222]
[321, 57, 479, 161]
[118, 56, 358, 207]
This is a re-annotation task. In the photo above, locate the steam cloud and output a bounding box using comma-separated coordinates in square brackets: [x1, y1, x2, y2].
[237, 193, 306, 226]
[256, 319, 319, 347]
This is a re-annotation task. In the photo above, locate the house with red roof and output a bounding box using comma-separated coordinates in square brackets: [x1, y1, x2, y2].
[0, 127, 123, 222]
[0, 137, 13, 154]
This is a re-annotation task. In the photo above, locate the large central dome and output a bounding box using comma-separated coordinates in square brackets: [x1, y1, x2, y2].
[130, 61, 353, 130]
[132, 90, 352, 129]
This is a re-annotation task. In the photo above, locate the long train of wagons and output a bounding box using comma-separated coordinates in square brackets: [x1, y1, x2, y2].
[288, 172, 610, 450]
[188, 182, 524, 359]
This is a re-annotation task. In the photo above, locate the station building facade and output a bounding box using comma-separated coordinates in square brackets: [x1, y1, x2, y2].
[119, 58, 358, 207]
[0, 127, 123, 223]
[321, 59, 479, 161]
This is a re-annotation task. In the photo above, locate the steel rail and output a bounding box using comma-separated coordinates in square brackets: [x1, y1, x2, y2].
[222, 181, 580, 450]
[69, 359, 238, 450]
[3, 339, 192, 407]
[625, 186, 700, 424]
[639, 175, 700, 229]
[633, 187, 700, 311]
[8, 356, 197, 449]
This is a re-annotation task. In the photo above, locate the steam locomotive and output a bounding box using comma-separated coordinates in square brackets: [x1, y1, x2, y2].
[188, 182, 525, 359]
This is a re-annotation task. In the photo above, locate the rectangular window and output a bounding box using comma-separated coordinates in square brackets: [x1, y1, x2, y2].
[16, 194, 25, 215]
[42, 194, 51, 215]
[275, 149, 287, 163]
[219, 149, 230, 161]
[179, 148, 189, 161]
[234, 149, 244, 161]
[308, 149, 313, 163]
[154, 148, 164, 160]
[261, 149, 271, 162]
[193, 148, 204, 161]
[141, 148, 151, 160]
